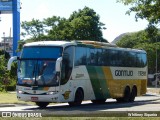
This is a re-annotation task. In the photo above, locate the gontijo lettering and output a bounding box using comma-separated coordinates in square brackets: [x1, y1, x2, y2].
[115, 70, 133, 76]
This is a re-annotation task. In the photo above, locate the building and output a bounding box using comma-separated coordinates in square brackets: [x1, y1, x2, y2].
[0, 37, 13, 56]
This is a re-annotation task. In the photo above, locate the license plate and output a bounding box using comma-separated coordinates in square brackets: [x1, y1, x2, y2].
[31, 97, 38, 101]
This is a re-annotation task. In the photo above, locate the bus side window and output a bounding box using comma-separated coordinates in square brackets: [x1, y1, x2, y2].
[136, 53, 142, 67]
[75, 47, 87, 66]
[90, 48, 95, 65]
[102, 49, 109, 66]
[86, 47, 90, 65]
[141, 53, 147, 67]
[61, 46, 74, 85]
[97, 49, 102, 66]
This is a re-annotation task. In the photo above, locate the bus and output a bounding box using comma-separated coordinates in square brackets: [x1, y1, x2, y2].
[7, 40, 147, 108]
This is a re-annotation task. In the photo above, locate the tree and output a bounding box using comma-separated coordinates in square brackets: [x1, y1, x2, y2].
[117, 0, 160, 26]
[47, 17, 73, 40]
[68, 7, 107, 41]
[0, 50, 10, 60]
[0, 55, 10, 91]
[21, 7, 107, 42]
[134, 42, 160, 73]
[116, 30, 160, 73]
[21, 19, 45, 41]
[116, 30, 148, 48]
[0, 51, 16, 92]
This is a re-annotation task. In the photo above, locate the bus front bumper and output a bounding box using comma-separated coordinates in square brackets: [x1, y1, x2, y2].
[17, 93, 59, 103]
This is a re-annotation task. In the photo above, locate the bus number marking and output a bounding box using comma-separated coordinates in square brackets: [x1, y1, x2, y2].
[138, 71, 146, 76]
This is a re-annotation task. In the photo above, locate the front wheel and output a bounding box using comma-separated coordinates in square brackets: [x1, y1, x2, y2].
[68, 89, 84, 106]
[35, 102, 49, 108]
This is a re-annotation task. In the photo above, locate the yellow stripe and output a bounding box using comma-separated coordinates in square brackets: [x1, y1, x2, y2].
[103, 67, 113, 80]
[103, 67, 114, 97]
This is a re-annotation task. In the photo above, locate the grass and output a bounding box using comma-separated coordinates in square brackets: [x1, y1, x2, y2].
[0, 92, 34, 105]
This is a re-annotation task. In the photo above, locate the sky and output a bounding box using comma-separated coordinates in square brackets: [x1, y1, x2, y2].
[0, 0, 149, 42]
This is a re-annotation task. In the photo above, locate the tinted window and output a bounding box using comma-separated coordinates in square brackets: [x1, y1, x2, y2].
[74, 46, 147, 68]
[21, 46, 62, 59]
[75, 47, 87, 66]
[97, 49, 102, 66]
[141, 53, 147, 67]
[61, 46, 74, 85]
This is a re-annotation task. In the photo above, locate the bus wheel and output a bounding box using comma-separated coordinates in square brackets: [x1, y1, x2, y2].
[123, 86, 130, 102]
[117, 86, 130, 103]
[91, 99, 106, 104]
[68, 88, 84, 106]
[116, 98, 123, 103]
[35, 102, 49, 108]
[129, 87, 137, 102]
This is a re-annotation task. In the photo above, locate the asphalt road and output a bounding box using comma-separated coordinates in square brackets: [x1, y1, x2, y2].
[0, 93, 160, 117]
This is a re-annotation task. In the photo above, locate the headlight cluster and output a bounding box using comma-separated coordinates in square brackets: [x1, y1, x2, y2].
[47, 91, 55, 95]
[17, 90, 24, 94]
[47, 91, 58, 95]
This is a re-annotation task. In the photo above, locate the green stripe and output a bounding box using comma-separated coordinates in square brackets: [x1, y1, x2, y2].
[86, 66, 110, 99]
[95, 67, 110, 98]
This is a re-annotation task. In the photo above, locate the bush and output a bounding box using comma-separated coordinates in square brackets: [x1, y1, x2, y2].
[6, 85, 16, 91]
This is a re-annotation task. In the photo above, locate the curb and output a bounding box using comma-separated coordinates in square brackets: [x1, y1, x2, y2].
[0, 104, 15, 107]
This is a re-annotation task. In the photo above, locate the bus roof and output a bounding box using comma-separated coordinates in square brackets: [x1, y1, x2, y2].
[23, 40, 117, 48]
[77, 40, 117, 47]
[24, 41, 76, 48]
[23, 40, 146, 53]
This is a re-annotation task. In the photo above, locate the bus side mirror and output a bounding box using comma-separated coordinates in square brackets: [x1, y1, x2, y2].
[55, 57, 62, 72]
[7, 56, 18, 70]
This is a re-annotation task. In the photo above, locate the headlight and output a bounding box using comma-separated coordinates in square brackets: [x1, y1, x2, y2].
[17, 90, 24, 94]
[47, 91, 55, 95]
[47, 91, 57, 95]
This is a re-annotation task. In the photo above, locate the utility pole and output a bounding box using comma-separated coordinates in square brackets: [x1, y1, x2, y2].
[3, 32, 5, 57]
[13, 0, 20, 56]
[155, 36, 158, 88]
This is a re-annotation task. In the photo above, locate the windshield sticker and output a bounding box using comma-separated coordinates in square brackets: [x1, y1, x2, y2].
[22, 80, 33, 84]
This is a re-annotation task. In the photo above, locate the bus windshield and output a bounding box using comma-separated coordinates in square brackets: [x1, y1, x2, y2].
[21, 46, 62, 59]
[18, 46, 62, 86]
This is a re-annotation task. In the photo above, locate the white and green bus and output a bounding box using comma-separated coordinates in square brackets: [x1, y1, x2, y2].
[7, 41, 147, 108]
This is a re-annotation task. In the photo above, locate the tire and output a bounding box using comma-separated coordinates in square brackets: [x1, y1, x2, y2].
[123, 86, 130, 102]
[68, 88, 84, 106]
[35, 102, 49, 108]
[116, 98, 124, 103]
[116, 86, 130, 103]
[91, 99, 106, 104]
[129, 87, 137, 102]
